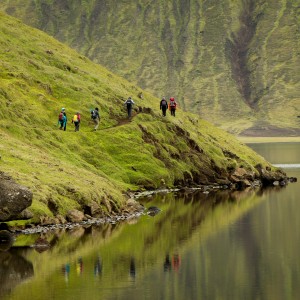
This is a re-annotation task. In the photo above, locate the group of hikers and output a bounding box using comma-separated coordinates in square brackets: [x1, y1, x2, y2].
[58, 96, 178, 132]
[160, 96, 177, 117]
[58, 107, 100, 132]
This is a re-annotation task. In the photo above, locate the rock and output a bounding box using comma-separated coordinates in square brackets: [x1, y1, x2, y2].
[33, 237, 50, 253]
[56, 214, 67, 224]
[39, 216, 59, 225]
[84, 201, 103, 218]
[230, 167, 254, 189]
[147, 206, 161, 217]
[255, 164, 287, 186]
[0, 230, 14, 251]
[15, 209, 33, 220]
[0, 172, 33, 221]
[289, 177, 297, 183]
[66, 209, 85, 223]
[124, 199, 144, 214]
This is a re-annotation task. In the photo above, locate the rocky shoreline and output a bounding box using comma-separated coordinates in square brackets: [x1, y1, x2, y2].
[0, 166, 297, 238]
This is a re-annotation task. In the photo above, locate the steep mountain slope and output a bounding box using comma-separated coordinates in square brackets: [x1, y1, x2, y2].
[0, 12, 284, 222]
[0, 0, 299, 135]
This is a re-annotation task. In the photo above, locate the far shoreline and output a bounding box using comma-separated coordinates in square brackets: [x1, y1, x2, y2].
[237, 136, 300, 143]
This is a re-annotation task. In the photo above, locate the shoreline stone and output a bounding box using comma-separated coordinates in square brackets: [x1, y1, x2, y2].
[0, 172, 32, 222]
[1, 165, 295, 236]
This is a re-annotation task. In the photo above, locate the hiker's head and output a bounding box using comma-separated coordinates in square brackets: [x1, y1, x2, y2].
[170, 97, 174, 101]
[129, 96, 132, 99]
[162, 97, 165, 100]
[95, 107, 99, 111]
[61, 108, 65, 111]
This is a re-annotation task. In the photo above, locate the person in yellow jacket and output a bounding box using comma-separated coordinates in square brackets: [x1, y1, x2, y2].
[71, 112, 81, 132]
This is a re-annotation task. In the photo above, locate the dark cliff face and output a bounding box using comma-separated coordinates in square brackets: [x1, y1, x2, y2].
[0, 0, 299, 135]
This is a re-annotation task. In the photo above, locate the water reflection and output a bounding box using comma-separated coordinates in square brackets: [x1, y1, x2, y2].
[94, 256, 102, 277]
[0, 249, 34, 298]
[4, 183, 299, 300]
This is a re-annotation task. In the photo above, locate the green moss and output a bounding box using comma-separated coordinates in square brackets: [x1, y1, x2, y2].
[0, 12, 273, 220]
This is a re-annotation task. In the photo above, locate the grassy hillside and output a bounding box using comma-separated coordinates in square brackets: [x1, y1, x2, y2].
[0, 0, 299, 135]
[0, 12, 277, 222]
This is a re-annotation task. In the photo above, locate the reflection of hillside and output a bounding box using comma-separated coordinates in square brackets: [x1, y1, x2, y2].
[0, 249, 34, 298]
[7, 188, 273, 300]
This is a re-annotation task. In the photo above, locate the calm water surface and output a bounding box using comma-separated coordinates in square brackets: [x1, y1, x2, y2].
[1, 143, 299, 300]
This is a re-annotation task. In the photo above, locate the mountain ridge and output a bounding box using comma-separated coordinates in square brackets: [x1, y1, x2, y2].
[0, 0, 299, 135]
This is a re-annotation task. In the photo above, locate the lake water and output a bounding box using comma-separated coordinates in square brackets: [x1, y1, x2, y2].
[1, 143, 299, 300]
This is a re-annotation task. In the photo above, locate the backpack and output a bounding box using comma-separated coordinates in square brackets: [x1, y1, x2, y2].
[91, 110, 98, 119]
[126, 99, 133, 108]
[161, 99, 167, 107]
[73, 114, 78, 122]
[58, 112, 64, 121]
[170, 100, 176, 107]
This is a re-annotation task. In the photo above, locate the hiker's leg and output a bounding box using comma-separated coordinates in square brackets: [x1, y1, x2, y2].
[94, 119, 99, 130]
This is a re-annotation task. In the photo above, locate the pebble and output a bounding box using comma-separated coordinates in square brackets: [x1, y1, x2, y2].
[14, 211, 146, 235]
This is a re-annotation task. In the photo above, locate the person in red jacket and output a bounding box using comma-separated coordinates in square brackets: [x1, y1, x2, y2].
[169, 97, 177, 117]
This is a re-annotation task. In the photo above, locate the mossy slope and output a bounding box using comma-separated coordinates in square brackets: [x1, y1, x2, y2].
[0, 0, 298, 135]
[0, 12, 274, 220]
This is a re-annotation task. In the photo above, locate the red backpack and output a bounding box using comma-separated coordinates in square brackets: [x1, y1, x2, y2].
[58, 112, 64, 120]
[169, 98, 176, 107]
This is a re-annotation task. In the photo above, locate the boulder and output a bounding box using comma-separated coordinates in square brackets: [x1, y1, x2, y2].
[0, 172, 32, 221]
[255, 164, 287, 186]
[84, 201, 103, 218]
[66, 209, 85, 223]
[230, 167, 254, 189]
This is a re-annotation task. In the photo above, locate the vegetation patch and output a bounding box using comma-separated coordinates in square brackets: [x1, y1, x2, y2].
[0, 13, 285, 223]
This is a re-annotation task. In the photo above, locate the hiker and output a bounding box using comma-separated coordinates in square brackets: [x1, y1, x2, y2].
[72, 112, 81, 132]
[124, 96, 135, 118]
[58, 108, 67, 131]
[91, 107, 100, 130]
[160, 96, 168, 117]
[169, 97, 177, 117]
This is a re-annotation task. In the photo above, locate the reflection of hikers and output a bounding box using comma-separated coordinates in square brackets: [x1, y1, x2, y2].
[172, 254, 181, 271]
[160, 97, 168, 117]
[164, 254, 172, 272]
[72, 112, 81, 132]
[58, 108, 67, 131]
[62, 263, 70, 282]
[169, 97, 177, 117]
[124, 97, 135, 118]
[91, 107, 100, 131]
[130, 257, 136, 279]
[94, 256, 102, 276]
[76, 257, 83, 275]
